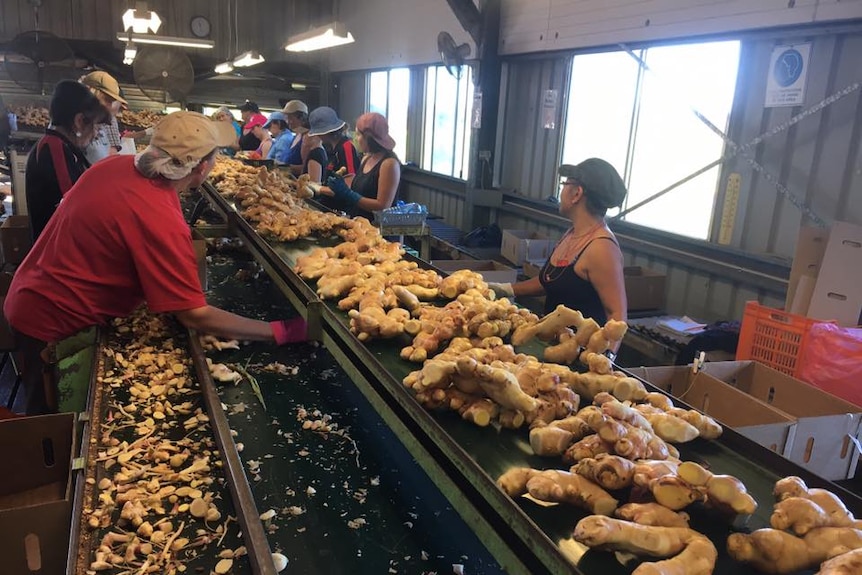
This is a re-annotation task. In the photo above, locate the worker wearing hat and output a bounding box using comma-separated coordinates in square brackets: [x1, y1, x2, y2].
[5, 111, 307, 415]
[80, 71, 127, 164]
[262, 111, 294, 163]
[319, 111, 401, 220]
[307, 106, 359, 182]
[489, 157, 628, 328]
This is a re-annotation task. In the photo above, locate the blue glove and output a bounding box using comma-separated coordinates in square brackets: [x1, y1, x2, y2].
[326, 175, 362, 206]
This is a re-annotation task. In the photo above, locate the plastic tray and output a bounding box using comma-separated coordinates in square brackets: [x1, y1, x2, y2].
[373, 211, 427, 227]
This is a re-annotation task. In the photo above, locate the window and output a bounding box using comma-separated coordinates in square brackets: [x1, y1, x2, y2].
[561, 40, 740, 239]
[367, 68, 410, 162]
[422, 65, 474, 180]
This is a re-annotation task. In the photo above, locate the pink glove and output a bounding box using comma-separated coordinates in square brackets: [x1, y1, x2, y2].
[270, 318, 308, 345]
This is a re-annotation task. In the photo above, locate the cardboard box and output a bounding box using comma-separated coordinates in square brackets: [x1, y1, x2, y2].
[192, 229, 208, 291]
[523, 259, 544, 278]
[0, 215, 32, 265]
[432, 259, 518, 284]
[624, 266, 666, 311]
[702, 360, 862, 480]
[786, 225, 829, 315]
[0, 413, 75, 575]
[627, 366, 795, 453]
[501, 230, 553, 266]
[807, 221, 862, 326]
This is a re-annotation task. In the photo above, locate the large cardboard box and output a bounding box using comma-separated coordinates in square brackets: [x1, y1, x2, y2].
[523, 259, 544, 279]
[0, 215, 32, 265]
[807, 221, 862, 326]
[0, 413, 75, 575]
[702, 360, 862, 480]
[785, 225, 829, 315]
[624, 266, 666, 311]
[501, 230, 553, 266]
[433, 259, 518, 284]
[627, 366, 795, 453]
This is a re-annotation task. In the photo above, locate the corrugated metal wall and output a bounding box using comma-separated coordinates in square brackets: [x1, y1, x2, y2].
[394, 23, 862, 321]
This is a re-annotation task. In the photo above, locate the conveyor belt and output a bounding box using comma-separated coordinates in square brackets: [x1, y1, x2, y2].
[200, 181, 862, 575]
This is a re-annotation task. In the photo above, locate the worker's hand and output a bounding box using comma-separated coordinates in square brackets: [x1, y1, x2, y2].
[325, 175, 362, 206]
[487, 282, 514, 299]
[270, 317, 307, 345]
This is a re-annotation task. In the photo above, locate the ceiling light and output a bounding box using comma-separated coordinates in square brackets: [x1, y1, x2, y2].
[123, 42, 137, 65]
[117, 32, 214, 49]
[214, 61, 234, 74]
[232, 50, 265, 67]
[290, 83, 307, 90]
[285, 22, 355, 52]
[122, 5, 161, 34]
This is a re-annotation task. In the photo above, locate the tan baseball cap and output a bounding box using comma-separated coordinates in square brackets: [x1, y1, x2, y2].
[151, 111, 236, 164]
[282, 100, 308, 115]
[80, 71, 128, 105]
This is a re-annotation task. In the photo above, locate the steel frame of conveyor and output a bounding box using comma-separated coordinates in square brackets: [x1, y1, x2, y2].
[187, 331, 278, 575]
[199, 182, 582, 575]
[66, 330, 105, 575]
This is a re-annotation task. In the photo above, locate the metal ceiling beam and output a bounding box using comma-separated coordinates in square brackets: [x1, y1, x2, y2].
[445, 0, 483, 47]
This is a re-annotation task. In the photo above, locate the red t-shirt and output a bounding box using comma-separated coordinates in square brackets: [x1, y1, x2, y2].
[4, 155, 206, 342]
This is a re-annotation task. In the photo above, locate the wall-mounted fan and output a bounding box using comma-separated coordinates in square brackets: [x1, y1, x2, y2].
[3, 1, 79, 94]
[133, 46, 195, 104]
[437, 31, 471, 79]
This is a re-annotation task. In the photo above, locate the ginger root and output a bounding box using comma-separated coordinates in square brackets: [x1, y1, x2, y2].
[772, 497, 852, 535]
[774, 477, 856, 526]
[571, 454, 635, 491]
[728, 527, 862, 574]
[677, 461, 757, 515]
[524, 470, 618, 516]
[818, 548, 862, 575]
[510, 304, 583, 346]
[615, 502, 690, 528]
[574, 515, 716, 575]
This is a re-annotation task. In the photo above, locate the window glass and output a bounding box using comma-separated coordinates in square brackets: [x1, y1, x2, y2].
[422, 65, 473, 180]
[561, 41, 740, 239]
[367, 68, 410, 161]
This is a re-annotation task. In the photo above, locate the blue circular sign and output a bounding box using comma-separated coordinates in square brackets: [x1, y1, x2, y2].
[773, 48, 804, 87]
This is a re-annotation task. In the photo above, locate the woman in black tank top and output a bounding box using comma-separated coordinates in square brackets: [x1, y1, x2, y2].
[319, 112, 400, 219]
[492, 158, 629, 327]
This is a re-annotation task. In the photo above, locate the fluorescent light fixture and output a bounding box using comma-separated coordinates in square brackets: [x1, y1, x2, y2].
[123, 42, 137, 65]
[117, 32, 214, 49]
[290, 83, 307, 90]
[214, 61, 234, 74]
[285, 22, 355, 52]
[122, 6, 161, 34]
[232, 50, 265, 67]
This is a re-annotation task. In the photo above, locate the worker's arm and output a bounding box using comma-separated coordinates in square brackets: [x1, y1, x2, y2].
[173, 305, 275, 342]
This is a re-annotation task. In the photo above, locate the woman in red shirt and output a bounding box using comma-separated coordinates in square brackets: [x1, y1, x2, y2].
[5, 112, 305, 414]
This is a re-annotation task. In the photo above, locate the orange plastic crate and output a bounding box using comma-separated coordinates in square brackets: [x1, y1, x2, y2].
[736, 301, 829, 378]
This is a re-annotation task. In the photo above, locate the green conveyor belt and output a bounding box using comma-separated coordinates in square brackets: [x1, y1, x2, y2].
[196, 184, 862, 575]
[202, 248, 504, 574]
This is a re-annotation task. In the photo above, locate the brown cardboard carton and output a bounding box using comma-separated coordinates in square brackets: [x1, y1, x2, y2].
[702, 360, 862, 480]
[432, 260, 518, 284]
[627, 365, 795, 453]
[500, 229, 554, 266]
[0, 413, 75, 575]
[807, 221, 862, 326]
[624, 266, 667, 311]
[785, 225, 829, 314]
[523, 259, 544, 279]
[192, 229, 208, 291]
[0, 215, 32, 265]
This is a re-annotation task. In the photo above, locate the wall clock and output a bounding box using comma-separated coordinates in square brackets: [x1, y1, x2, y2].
[190, 16, 211, 38]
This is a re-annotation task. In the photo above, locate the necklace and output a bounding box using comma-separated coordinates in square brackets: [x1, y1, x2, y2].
[541, 222, 605, 284]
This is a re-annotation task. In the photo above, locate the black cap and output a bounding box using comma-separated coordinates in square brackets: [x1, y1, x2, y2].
[240, 100, 259, 113]
[559, 158, 627, 209]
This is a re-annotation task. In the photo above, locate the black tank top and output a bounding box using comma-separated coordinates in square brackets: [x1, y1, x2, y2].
[539, 236, 618, 323]
[349, 151, 398, 220]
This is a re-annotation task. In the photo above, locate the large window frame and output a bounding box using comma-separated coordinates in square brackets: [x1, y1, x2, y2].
[367, 68, 410, 162]
[560, 40, 741, 240]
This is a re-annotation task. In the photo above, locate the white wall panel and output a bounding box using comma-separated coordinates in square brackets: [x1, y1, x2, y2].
[500, 0, 862, 55]
[329, 0, 476, 72]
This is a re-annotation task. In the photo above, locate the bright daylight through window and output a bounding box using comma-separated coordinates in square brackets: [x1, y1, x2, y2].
[561, 40, 741, 239]
[367, 68, 410, 162]
[422, 65, 474, 180]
